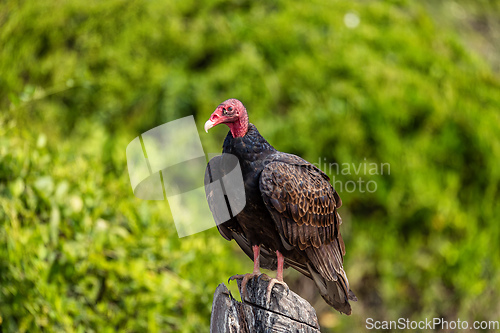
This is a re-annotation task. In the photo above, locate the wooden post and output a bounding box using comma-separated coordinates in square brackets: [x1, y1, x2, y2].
[210, 277, 321, 333]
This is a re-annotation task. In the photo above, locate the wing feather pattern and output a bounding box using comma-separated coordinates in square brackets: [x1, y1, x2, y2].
[259, 157, 340, 250]
[259, 153, 356, 314]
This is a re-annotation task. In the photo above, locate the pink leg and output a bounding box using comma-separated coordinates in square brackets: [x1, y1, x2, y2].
[276, 249, 284, 281]
[229, 245, 265, 300]
[266, 250, 289, 303]
[252, 245, 260, 274]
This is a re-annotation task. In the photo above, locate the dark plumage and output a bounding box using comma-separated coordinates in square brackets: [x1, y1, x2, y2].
[204, 99, 356, 314]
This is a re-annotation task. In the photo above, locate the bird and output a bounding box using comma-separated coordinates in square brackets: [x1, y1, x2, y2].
[204, 98, 357, 314]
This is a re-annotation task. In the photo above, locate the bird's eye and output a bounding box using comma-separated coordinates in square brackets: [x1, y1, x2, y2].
[228, 106, 233, 112]
[222, 107, 227, 115]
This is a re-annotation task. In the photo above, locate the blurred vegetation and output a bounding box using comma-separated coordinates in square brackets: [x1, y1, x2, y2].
[1, 0, 500, 332]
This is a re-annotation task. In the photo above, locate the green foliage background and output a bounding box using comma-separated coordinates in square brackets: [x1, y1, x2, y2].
[1, 0, 499, 332]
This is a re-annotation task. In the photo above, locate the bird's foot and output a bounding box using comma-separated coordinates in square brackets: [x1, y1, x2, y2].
[229, 272, 268, 301]
[266, 278, 289, 303]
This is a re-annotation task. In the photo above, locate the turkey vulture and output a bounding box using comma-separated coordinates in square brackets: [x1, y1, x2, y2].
[204, 99, 357, 314]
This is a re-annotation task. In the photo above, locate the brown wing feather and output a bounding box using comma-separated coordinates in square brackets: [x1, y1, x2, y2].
[260, 157, 355, 314]
[260, 161, 341, 251]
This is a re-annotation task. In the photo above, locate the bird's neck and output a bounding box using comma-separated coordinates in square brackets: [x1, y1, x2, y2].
[228, 113, 249, 138]
[223, 123, 276, 159]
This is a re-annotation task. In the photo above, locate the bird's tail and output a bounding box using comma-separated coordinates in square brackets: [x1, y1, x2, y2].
[301, 238, 357, 315]
[307, 262, 357, 315]
[307, 239, 357, 314]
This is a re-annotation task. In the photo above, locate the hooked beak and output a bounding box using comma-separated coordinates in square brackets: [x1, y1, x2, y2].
[205, 109, 227, 133]
[204, 119, 215, 133]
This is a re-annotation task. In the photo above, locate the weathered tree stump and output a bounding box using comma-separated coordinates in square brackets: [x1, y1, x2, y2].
[210, 277, 321, 333]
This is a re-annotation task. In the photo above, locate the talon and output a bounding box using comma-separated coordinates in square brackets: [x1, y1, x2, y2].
[265, 278, 289, 304]
[229, 272, 261, 301]
[230, 245, 266, 302]
[228, 274, 244, 283]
